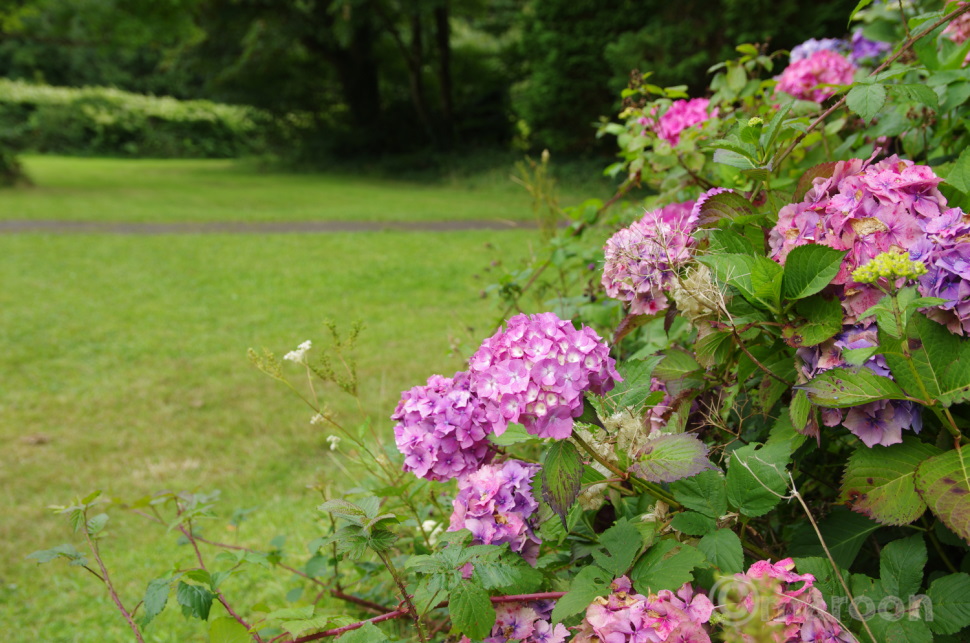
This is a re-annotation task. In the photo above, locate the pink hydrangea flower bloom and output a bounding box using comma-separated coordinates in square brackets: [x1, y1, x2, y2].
[602, 200, 699, 316]
[574, 577, 714, 642]
[645, 98, 718, 145]
[448, 459, 542, 563]
[775, 50, 856, 102]
[731, 559, 854, 642]
[469, 312, 621, 440]
[391, 371, 496, 481]
[769, 155, 951, 320]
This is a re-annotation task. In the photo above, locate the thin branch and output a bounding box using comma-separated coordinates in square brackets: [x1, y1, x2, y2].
[82, 524, 145, 643]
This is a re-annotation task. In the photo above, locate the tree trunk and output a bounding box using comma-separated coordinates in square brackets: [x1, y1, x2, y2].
[433, 2, 453, 148]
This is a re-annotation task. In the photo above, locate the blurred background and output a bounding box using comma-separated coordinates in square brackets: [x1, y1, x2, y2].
[0, 0, 856, 640]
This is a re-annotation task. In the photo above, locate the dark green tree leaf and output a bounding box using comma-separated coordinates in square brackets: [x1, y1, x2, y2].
[880, 535, 927, 599]
[927, 573, 970, 635]
[550, 565, 612, 623]
[698, 529, 743, 574]
[141, 577, 172, 627]
[726, 442, 791, 517]
[176, 581, 213, 621]
[846, 83, 887, 122]
[670, 511, 717, 537]
[781, 244, 847, 301]
[670, 470, 727, 519]
[840, 437, 942, 525]
[798, 367, 909, 408]
[789, 507, 881, 568]
[449, 582, 495, 641]
[915, 446, 970, 545]
[631, 539, 706, 594]
[591, 518, 644, 576]
[541, 440, 584, 528]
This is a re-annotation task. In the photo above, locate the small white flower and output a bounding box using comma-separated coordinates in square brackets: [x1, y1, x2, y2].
[422, 520, 445, 546]
[326, 435, 341, 451]
[310, 413, 325, 425]
[283, 340, 312, 363]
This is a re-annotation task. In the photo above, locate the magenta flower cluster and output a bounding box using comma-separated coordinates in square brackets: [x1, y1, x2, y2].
[769, 155, 955, 320]
[469, 312, 622, 440]
[461, 600, 570, 643]
[641, 98, 718, 146]
[391, 372, 495, 482]
[732, 558, 854, 642]
[602, 200, 699, 316]
[448, 459, 542, 563]
[798, 324, 921, 447]
[775, 49, 856, 102]
[574, 576, 714, 642]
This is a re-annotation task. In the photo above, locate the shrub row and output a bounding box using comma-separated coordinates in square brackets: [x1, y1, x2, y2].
[0, 79, 270, 158]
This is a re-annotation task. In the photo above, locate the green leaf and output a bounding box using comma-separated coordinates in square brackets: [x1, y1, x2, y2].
[670, 470, 727, 519]
[846, 83, 887, 122]
[670, 511, 717, 537]
[698, 529, 743, 574]
[891, 84, 940, 111]
[785, 295, 843, 347]
[698, 253, 782, 311]
[488, 423, 534, 446]
[946, 146, 970, 195]
[726, 442, 791, 518]
[712, 148, 756, 170]
[782, 245, 847, 300]
[86, 513, 109, 537]
[788, 390, 812, 436]
[176, 581, 213, 621]
[25, 543, 87, 566]
[337, 623, 391, 643]
[798, 367, 909, 408]
[208, 616, 252, 643]
[694, 191, 754, 227]
[884, 312, 970, 407]
[840, 437, 942, 526]
[541, 440, 584, 528]
[848, 0, 874, 24]
[880, 535, 927, 599]
[449, 583, 495, 640]
[707, 228, 758, 255]
[927, 573, 970, 635]
[766, 408, 808, 453]
[551, 565, 612, 623]
[141, 577, 171, 627]
[591, 518, 644, 576]
[652, 349, 701, 381]
[761, 99, 794, 151]
[637, 433, 713, 483]
[792, 557, 847, 604]
[631, 540, 706, 594]
[611, 355, 665, 411]
[789, 507, 881, 569]
[915, 446, 970, 545]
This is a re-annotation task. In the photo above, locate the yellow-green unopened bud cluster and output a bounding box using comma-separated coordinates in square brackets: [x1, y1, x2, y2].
[851, 249, 927, 284]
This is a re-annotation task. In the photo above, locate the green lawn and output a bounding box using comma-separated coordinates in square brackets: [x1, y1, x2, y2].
[0, 157, 545, 641]
[0, 156, 549, 224]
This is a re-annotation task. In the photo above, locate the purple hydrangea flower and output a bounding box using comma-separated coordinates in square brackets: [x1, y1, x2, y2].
[573, 576, 714, 642]
[944, 3, 970, 66]
[448, 459, 542, 563]
[849, 29, 891, 65]
[797, 324, 921, 447]
[776, 49, 856, 102]
[602, 200, 699, 316]
[469, 312, 622, 440]
[790, 38, 847, 63]
[391, 371, 495, 481]
[914, 208, 970, 335]
[473, 601, 570, 643]
[642, 98, 718, 146]
[769, 155, 952, 320]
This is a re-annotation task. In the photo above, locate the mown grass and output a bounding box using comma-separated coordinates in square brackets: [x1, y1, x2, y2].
[0, 157, 548, 641]
[1, 155, 605, 224]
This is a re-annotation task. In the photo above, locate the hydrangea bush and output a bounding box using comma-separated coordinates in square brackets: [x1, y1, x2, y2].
[29, 3, 970, 643]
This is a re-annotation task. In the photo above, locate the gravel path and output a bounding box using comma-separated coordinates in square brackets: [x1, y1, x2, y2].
[0, 219, 538, 235]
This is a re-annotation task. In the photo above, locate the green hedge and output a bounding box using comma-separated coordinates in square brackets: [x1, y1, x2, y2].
[0, 79, 270, 158]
